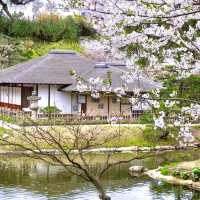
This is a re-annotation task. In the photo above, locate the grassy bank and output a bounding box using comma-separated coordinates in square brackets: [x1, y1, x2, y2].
[0, 34, 85, 68]
[103, 125, 177, 147]
[0, 125, 178, 151]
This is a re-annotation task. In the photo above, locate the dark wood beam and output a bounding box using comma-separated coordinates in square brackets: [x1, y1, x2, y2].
[36, 84, 38, 96]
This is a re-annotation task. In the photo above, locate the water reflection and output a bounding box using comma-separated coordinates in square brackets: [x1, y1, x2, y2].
[0, 150, 200, 199]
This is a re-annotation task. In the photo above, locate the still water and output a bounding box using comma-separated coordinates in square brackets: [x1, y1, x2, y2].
[0, 150, 200, 200]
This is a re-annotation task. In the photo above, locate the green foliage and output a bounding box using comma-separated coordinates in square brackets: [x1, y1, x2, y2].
[0, 114, 15, 123]
[180, 171, 190, 180]
[168, 167, 200, 182]
[73, 15, 96, 36]
[179, 75, 200, 102]
[161, 75, 200, 104]
[8, 19, 34, 38]
[124, 25, 143, 34]
[137, 112, 153, 124]
[0, 34, 28, 68]
[40, 106, 61, 114]
[0, 15, 91, 67]
[0, 15, 94, 42]
[0, 16, 9, 33]
[0, 127, 6, 136]
[33, 16, 80, 42]
[160, 166, 170, 175]
[27, 40, 84, 58]
[192, 167, 200, 182]
[126, 43, 142, 57]
[135, 57, 149, 68]
[160, 167, 189, 180]
[142, 126, 178, 145]
[172, 170, 181, 177]
[143, 126, 163, 141]
[0, 33, 84, 67]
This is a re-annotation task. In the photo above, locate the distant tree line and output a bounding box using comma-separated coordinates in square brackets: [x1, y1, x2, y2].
[0, 13, 95, 42]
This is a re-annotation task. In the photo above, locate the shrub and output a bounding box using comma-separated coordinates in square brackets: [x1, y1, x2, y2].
[40, 106, 61, 114]
[192, 167, 200, 182]
[159, 166, 170, 175]
[180, 171, 190, 180]
[63, 16, 80, 41]
[73, 15, 96, 36]
[143, 126, 161, 142]
[0, 14, 94, 42]
[0, 114, 15, 123]
[137, 112, 153, 124]
[0, 16, 9, 33]
[172, 170, 181, 177]
[34, 16, 80, 41]
[8, 19, 34, 38]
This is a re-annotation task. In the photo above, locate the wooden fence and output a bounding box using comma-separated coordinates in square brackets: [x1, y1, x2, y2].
[0, 107, 144, 123]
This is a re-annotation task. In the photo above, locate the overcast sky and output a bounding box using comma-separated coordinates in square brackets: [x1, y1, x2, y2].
[9, 0, 80, 18]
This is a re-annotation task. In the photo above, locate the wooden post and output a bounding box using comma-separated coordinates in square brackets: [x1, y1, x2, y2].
[71, 92, 73, 114]
[48, 84, 51, 107]
[119, 98, 122, 115]
[21, 84, 23, 107]
[107, 96, 110, 119]
[11, 84, 13, 105]
[0, 85, 1, 102]
[85, 94, 87, 116]
[8, 84, 10, 104]
[36, 84, 38, 96]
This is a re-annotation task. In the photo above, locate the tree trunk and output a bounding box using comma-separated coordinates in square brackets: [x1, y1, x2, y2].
[0, 0, 14, 20]
[91, 177, 111, 200]
[99, 194, 111, 200]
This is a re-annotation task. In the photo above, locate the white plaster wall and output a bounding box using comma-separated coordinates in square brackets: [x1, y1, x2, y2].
[50, 85, 71, 114]
[11, 87, 21, 105]
[1, 87, 8, 103]
[0, 86, 21, 105]
[38, 85, 72, 114]
[38, 85, 49, 108]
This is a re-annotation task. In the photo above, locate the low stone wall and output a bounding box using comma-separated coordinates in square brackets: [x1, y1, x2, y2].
[145, 169, 200, 191]
[0, 143, 200, 156]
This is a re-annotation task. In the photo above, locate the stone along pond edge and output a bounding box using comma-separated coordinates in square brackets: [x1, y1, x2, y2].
[145, 169, 200, 191]
[0, 143, 200, 156]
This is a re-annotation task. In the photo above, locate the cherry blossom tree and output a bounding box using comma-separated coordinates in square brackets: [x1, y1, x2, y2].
[67, 0, 200, 143]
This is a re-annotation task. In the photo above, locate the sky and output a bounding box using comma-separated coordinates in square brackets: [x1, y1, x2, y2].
[9, 0, 80, 19]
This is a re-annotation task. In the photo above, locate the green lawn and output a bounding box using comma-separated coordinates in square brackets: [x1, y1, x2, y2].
[0, 124, 181, 151]
[22, 124, 178, 148]
[103, 125, 177, 147]
[0, 127, 6, 136]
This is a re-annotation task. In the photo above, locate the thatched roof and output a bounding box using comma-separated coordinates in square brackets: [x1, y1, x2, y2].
[0, 50, 96, 85]
[62, 63, 162, 92]
[0, 50, 162, 92]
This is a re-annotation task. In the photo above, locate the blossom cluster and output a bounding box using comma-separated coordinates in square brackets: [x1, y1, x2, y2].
[66, 0, 200, 143]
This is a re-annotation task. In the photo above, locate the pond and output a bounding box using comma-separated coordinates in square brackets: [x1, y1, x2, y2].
[0, 149, 200, 200]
